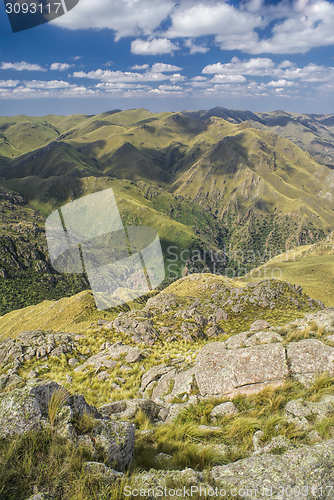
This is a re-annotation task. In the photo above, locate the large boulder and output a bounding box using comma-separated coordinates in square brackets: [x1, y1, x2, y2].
[287, 339, 334, 385]
[211, 439, 334, 499]
[0, 382, 135, 471]
[195, 342, 288, 397]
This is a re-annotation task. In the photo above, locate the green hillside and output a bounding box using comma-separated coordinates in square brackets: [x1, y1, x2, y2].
[240, 232, 334, 306]
[0, 107, 334, 314]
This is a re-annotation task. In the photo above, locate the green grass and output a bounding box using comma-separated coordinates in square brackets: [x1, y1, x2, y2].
[241, 254, 334, 307]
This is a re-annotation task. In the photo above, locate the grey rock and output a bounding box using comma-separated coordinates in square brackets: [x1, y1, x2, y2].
[140, 365, 175, 392]
[244, 331, 283, 346]
[131, 468, 202, 491]
[211, 439, 334, 499]
[97, 371, 110, 381]
[287, 339, 334, 385]
[250, 320, 272, 332]
[68, 358, 79, 367]
[195, 342, 288, 397]
[84, 461, 125, 481]
[99, 399, 162, 421]
[77, 435, 98, 460]
[120, 365, 132, 372]
[92, 419, 135, 470]
[210, 402, 238, 421]
[253, 433, 294, 455]
[224, 332, 249, 349]
[125, 348, 144, 364]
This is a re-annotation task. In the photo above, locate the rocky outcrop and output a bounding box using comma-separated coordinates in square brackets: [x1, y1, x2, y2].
[0, 330, 78, 373]
[98, 278, 324, 345]
[130, 439, 334, 499]
[0, 381, 135, 471]
[136, 312, 334, 402]
[195, 342, 288, 397]
[211, 439, 334, 499]
[287, 339, 334, 385]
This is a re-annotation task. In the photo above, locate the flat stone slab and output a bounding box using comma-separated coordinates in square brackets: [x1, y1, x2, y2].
[195, 342, 288, 397]
[287, 339, 334, 385]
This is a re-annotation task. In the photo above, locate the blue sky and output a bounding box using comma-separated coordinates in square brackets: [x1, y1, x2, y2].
[1, 0, 334, 115]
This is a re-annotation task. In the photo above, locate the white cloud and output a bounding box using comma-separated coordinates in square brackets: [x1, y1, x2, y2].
[131, 64, 149, 70]
[1, 61, 46, 71]
[46, 0, 334, 56]
[24, 80, 71, 89]
[52, 0, 174, 40]
[165, 2, 263, 38]
[192, 76, 207, 82]
[151, 63, 182, 72]
[211, 74, 247, 83]
[214, 0, 334, 55]
[0, 80, 19, 87]
[73, 69, 170, 82]
[203, 57, 275, 76]
[267, 79, 296, 87]
[169, 73, 186, 83]
[184, 39, 209, 54]
[50, 63, 72, 71]
[158, 84, 183, 91]
[131, 38, 179, 55]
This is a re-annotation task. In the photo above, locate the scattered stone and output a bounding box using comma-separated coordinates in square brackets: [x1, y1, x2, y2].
[120, 365, 131, 372]
[0, 382, 135, 471]
[250, 320, 272, 332]
[125, 348, 144, 364]
[154, 452, 173, 462]
[210, 402, 238, 421]
[97, 371, 110, 381]
[84, 462, 125, 481]
[68, 358, 79, 367]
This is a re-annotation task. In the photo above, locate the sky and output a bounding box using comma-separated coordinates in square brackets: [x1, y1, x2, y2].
[0, 0, 334, 115]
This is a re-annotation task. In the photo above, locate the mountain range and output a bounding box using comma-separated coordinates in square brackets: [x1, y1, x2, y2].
[1, 107, 334, 313]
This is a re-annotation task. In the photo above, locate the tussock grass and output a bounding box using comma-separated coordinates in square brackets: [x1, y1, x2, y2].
[48, 386, 69, 426]
[0, 428, 128, 500]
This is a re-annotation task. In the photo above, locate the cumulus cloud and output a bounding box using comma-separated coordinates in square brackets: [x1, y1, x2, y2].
[151, 63, 182, 72]
[1, 61, 46, 71]
[73, 69, 171, 82]
[131, 64, 149, 70]
[52, 0, 174, 40]
[0, 80, 19, 87]
[267, 79, 296, 87]
[131, 38, 179, 55]
[50, 63, 72, 71]
[184, 39, 209, 54]
[203, 57, 275, 76]
[24, 80, 72, 88]
[47, 0, 334, 56]
[211, 74, 247, 83]
[165, 2, 263, 38]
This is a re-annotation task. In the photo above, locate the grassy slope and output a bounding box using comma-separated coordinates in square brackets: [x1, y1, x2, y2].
[0, 109, 334, 313]
[240, 232, 334, 306]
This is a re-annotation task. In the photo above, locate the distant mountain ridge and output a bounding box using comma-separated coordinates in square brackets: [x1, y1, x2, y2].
[0, 107, 334, 313]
